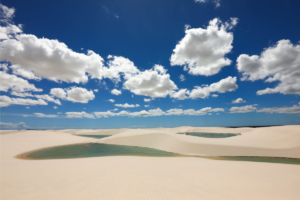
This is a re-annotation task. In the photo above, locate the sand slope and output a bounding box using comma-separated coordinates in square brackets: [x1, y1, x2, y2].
[1, 126, 300, 200]
[98, 125, 300, 158]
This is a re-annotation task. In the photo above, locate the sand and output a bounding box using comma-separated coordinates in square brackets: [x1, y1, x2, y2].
[1, 126, 300, 200]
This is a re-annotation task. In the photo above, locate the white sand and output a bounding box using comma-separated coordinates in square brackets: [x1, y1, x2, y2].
[1, 126, 300, 200]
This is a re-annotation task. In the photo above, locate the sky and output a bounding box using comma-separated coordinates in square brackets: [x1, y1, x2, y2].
[0, 0, 300, 129]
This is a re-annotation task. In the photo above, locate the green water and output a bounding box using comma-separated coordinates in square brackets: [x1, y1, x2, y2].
[178, 132, 239, 138]
[218, 157, 300, 165]
[76, 135, 111, 139]
[24, 143, 179, 160]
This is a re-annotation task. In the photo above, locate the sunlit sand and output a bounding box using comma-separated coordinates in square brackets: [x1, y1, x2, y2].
[1, 125, 300, 200]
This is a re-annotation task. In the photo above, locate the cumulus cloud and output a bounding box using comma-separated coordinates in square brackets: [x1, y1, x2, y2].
[50, 87, 95, 103]
[50, 88, 66, 99]
[232, 97, 246, 104]
[170, 18, 237, 76]
[0, 71, 42, 93]
[166, 107, 224, 116]
[124, 65, 177, 98]
[170, 89, 188, 100]
[179, 74, 185, 81]
[257, 103, 300, 114]
[10, 65, 41, 80]
[189, 76, 238, 99]
[53, 106, 58, 109]
[144, 105, 149, 107]
[94, 111, 117, 118]
[0, 63, 8, 71]
[34, 113, 58, 118]
[93, 107, 225, 118]
[111, 89, 122, 95]
[65, 111, 95, 119]
[0, 4, 22, 40]
[10, 91, 61, 105]
[211, 94, 218, 98]
[144, 98, 152, 102]
[195, 0, 221, 8]
[237, 40, 300, 95]
[229, 105, 257, 113]
[0, 95, 47, 107]
[108, 99, 115, 103]
[115, 103, 140, 108]
[106, 55, 140, 82]
[0, 33, 108, 83]
[0, 122, 29, 129]
[94, 89, 98, 92]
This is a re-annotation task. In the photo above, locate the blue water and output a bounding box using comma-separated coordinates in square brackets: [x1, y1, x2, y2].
[177, 132, 239, 138]
[76, 135, 111, 139]
[23, 143, 179, 159]
[219, 157, 300, 165]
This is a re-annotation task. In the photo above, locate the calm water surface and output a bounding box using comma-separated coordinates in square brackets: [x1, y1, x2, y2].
[177, 132, 239, 138]
[76, 135, 111, 139]
[24, 143, 179, 159]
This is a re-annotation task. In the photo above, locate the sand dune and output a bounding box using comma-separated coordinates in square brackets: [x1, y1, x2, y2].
[1, 126, 300, 200]
[98, 125, 300, 158]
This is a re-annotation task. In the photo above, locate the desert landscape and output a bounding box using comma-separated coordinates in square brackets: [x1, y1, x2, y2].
[1, 125, 300, 200]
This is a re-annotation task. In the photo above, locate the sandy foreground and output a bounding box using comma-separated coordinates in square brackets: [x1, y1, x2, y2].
[1, 126, 300, 200]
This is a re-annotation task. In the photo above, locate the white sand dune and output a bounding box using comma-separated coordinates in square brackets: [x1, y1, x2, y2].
[1, 126, 300, 200]
[98, 125, 300, 158]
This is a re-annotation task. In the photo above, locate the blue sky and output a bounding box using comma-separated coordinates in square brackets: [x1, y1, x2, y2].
[0, 0, 300, 129]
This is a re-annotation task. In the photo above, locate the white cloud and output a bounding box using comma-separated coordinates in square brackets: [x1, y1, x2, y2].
[111, 89, 122, 95]
[0, 95, 47, 107]
[0, 4, 22, 40]
[257, 103, 300, 114]
[194, 0, 221, 8]
[170, 18, 237, 76]
[123, 65, 177, 98]
[26, 106, 30, 109]
[50, 87, 95, 103]
[34, 94, 61, 105]
[113, 108, 118, 111]
[10, 65, 41, 80]
[34, 113, 58, 118]
[144, 105, 149, 107]
[0, 33, 108, 83]
[53, 106, 58, 109]
[106, 55, 140, 82]
[0, 63, 8, 71]
[144, 98, 152, 102]
[94, 111, 116, 118]
[0, 122, 29, 129]
[211, 94, 218, 98]
[189, 76, 238, 99]
[65, 111, 95, 119]
[50, 88, 66, 99]
[237, 40, 300, 95]
[65, 87, 95, 103]
[94, 89, 98, 92]
[108, 99, 115, 103]
[0, 71, 42, 93]
[115, 103, 140, 108]
[10, 92, 61, 105]
[229, 105, 257, 113]
[179, 74, 185, 81]
[170, 89, 188, 100]
[0, 4, 15, 23]
[94, 107, 225, 118]
[166, 107, 224, 116]
[209, 76, 238, 93]
[232, 97, 246, 104]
